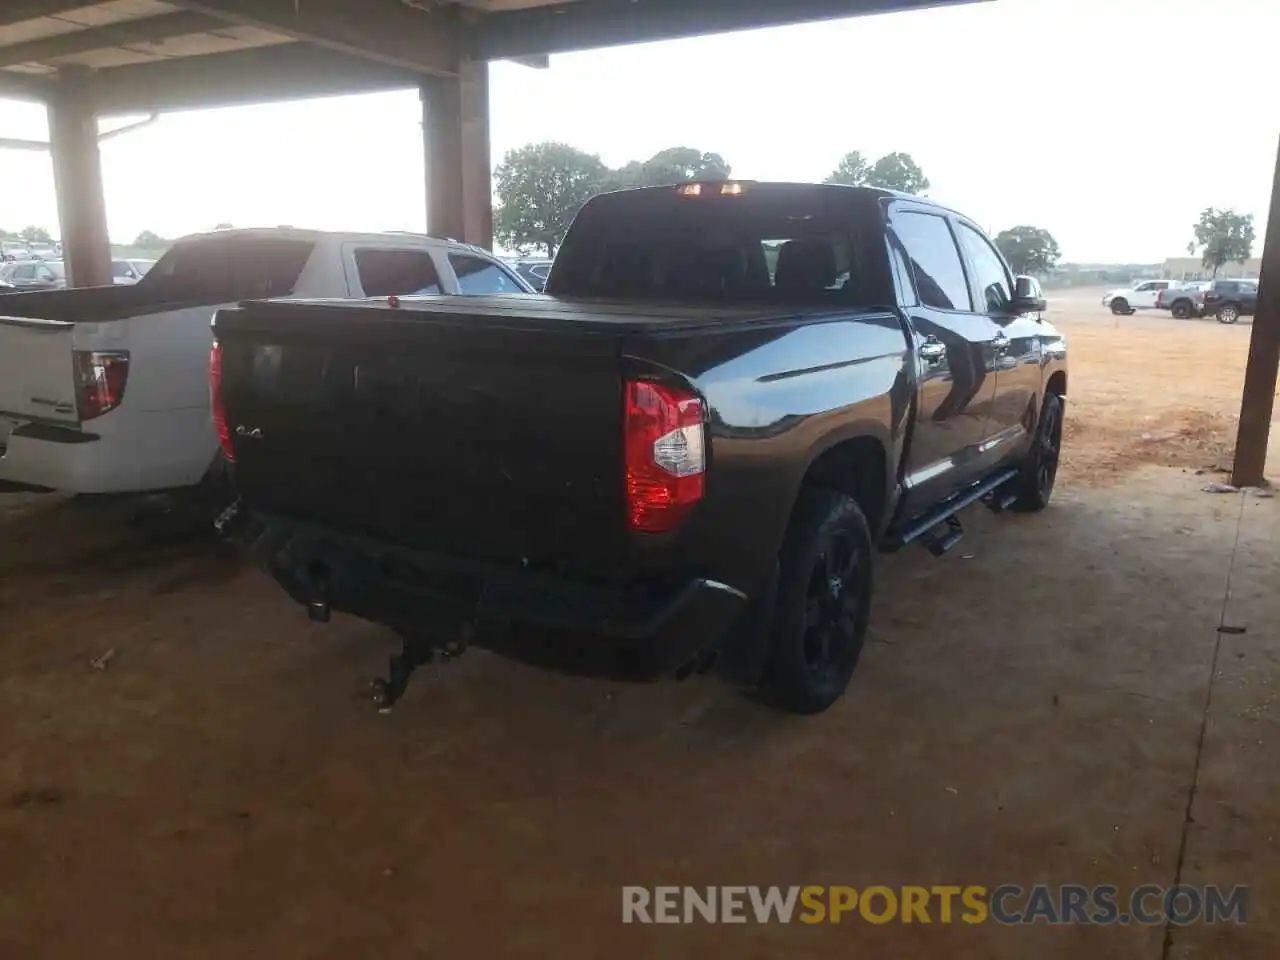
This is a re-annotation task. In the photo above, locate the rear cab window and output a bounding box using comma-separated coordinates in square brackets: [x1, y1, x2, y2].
[547, 185, 875, 306]
[141, 236, 315, 301]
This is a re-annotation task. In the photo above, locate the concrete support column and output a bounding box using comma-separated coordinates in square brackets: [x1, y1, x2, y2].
[420, 60, 492, 249]
[47, 68, 112, 288]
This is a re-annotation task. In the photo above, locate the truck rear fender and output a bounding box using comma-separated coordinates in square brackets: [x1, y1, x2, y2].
[794, 421, 896, 536]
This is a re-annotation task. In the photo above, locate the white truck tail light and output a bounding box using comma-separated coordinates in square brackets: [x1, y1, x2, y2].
[624, 379, 706, 533]
[72, 350, 129, 421]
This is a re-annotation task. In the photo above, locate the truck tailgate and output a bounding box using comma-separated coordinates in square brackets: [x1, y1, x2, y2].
[217, 304, 632, 574]
[0, 316, 79, 422]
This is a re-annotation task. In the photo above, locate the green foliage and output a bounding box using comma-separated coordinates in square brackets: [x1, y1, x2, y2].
[608, 147, 732, 190]
[824, 151, 870, 186]
[133, 229, 167, 248]
[494, 142, 609, 257]
[494, 143, 732, 256]
[1188, 208, 1255, 277]
[994, 225, 1062, 276]
[19, 225, 52, 243]
[865, 152, 930, 195]
[824, 151, 930, 195]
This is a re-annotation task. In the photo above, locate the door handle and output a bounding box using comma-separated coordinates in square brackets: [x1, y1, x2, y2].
[918, 337, 946, 363]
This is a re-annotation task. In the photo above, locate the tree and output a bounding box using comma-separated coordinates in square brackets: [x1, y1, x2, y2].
[824, 150, 930, 194]
[494, 142, 608, 257]
[994, 226, 1062, 276]
[607, 147, 732, 191]
[1187, 208, 1255, 278]
[19, 225, 52, 243]
[133, 229, 166, 248]
[824, 151, 870, 186]
[865, 152, 930, 195]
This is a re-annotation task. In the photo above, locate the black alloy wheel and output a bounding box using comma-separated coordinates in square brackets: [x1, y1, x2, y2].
[1013, 392, 1064, 512]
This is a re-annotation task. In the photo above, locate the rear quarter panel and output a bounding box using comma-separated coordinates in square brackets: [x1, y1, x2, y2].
[625, 312, 913, 595]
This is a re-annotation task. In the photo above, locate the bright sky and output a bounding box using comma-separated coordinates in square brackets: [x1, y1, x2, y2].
[0, 0, 1275, 262]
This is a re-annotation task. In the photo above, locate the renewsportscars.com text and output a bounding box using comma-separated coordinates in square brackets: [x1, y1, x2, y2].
[621, 884, 1248, 926]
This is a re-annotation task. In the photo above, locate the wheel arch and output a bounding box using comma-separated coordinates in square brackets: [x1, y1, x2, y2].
[1046, 370, 1067, 399]
[793, 428, 893, 539]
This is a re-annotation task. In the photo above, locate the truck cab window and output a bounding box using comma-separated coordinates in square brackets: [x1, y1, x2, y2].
[893, 212, 973, 311]
[449, 255, 523, 294]
[354, 249, 442, 297]
[549, 191, 869, 305]
[956, 222, 1012, 315]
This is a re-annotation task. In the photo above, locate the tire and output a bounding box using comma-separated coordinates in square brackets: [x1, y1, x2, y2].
[760, 489, 873, 715]
[1110, 298, 1129, 316]
[1012, 393, 1064, 512]
[1217, 304, 1240, 324]
[1171, 300, 1192, 319]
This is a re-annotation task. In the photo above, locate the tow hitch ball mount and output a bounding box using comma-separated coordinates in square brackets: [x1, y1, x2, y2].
[370, 627, 473, 713]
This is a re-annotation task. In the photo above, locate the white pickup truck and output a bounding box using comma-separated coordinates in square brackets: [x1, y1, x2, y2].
[1100, 279, 1170, 316]
[0, 228, 532, 495]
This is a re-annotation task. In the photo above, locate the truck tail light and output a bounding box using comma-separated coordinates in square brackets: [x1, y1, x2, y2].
[624, 379, 706, 533]
[72, 350, 129, 421]
[209, 341, 234, 463]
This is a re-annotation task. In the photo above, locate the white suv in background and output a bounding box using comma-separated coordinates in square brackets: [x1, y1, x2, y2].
[1101, 279, 1169, 316]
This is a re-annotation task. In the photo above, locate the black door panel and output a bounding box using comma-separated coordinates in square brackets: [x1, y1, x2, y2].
[889, 207, 1000, 514]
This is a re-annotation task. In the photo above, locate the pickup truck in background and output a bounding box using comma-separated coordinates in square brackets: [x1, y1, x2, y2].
[0, 228, 532, 495]
[1101, 279, 1169, 315]
[212, 182, 1068, 715]
[1155, 281, 1209, 319]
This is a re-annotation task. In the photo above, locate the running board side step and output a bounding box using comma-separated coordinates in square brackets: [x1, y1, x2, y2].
[885, 467, 1019, 554]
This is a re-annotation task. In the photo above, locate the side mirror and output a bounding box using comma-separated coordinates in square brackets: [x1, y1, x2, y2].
[1009, 275, 1047, 314]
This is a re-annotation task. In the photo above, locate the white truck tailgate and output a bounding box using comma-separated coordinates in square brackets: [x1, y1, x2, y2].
[0, 315, 80, 422]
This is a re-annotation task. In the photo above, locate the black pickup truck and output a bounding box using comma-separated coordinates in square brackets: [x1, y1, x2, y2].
[211, 182, 1068, 714]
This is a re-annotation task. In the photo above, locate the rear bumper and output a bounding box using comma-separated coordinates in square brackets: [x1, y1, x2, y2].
[247, 512, 749, 681]
[0, 408, 216, 494]
[0, 417, 98, 492]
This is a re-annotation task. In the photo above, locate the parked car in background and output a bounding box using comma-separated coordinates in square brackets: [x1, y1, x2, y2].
[2, 241, 31, 262]
[0, 229, 531, 497]
[0, 259, 65, 290]
[1101, 279, 1169, 315]
[1202, 278, 1258, 324]
[27, 244, 56, 260]
[1155, 281, 1210, 319]
[211, 181, 1067, 714]
[507, 257, 553, 292]
[111, 259, 155, 285]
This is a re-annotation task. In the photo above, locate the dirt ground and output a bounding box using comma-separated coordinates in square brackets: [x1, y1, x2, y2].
[1, 295, 1277, 959]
